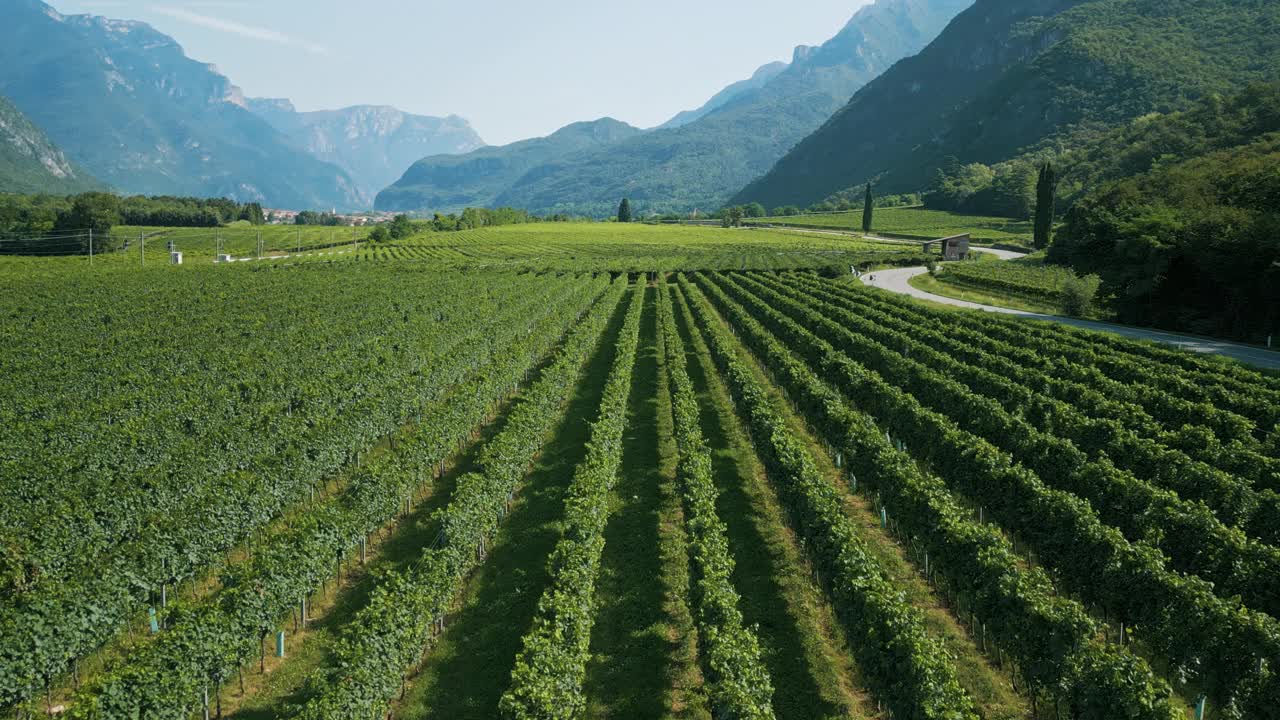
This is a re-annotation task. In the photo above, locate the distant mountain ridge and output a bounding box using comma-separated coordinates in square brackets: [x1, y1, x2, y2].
[246, 99, 484, 201]
[0, 95, 102, 195]
[657, 61, 788, 130]
[0, 0, 364, 209]
[379, 0, 973, 216]
[376, 118, 643, 214]
[735, 0, 1280, 208]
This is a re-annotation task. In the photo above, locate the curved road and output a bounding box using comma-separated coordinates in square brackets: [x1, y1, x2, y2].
[860, 251, 1280, 371]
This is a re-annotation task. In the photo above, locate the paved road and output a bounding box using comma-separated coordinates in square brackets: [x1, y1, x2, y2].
[859, 255, 1280, 371]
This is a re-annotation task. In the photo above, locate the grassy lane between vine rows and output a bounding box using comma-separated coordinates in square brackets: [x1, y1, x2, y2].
[677, 277, 1031, 720]
[700, 272, 1266, 714]
[42, 445, 381, 716]
[391, 286, 635, 720]
[215, 279, 614, 718]
[583, 285, 711, 720]
[36, 280, 586, 717]
[743, 270, 1280, 623]
[667, 282, 877, 720]
[222, 404, 509, 719]
[220, 299, 600, 720]
[32, 274, 586, 712]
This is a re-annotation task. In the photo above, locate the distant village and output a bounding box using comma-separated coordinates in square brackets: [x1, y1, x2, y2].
[264, 208, 400, 226]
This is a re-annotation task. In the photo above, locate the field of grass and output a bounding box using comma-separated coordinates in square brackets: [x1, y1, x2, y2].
[8, 222, 937, 273]
[747, 208, 1035, 244]
[352, 222, 936, 272]
[908, 272, 1067, 316]
[4, 227, 1278, 720]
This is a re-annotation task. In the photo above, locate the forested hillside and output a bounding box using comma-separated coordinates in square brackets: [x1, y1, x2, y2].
[736, 0, 1280, 209]
[379, 0, 972, 216]
[1050, 133, 1280, 341]
[375, 119, 642, 213]
[925, 83, 1280, 218]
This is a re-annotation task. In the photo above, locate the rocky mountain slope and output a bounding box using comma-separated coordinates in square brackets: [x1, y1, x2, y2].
[247, 99, 484, 200]
[0, 0, 363, 209]
[0, 95, 101, 195]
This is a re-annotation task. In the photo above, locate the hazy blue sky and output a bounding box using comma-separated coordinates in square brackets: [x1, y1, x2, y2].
[52, 0, 868, 145]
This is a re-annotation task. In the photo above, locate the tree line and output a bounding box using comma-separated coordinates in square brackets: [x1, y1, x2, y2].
[364, 207, 573, 242]
[0, 192, 267, 254]
[0, 192, 264, 235]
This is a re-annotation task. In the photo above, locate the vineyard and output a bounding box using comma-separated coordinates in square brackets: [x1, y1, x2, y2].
[5, 223, 934, 273]
[929, 260, 1087, 306]
[744, 208, 1035, 244]
[2, 229, 1279, 720]
[344, 224, 935, 272]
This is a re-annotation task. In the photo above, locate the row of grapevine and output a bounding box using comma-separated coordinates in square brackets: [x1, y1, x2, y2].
[679, 274, 1182, 718]
[1039, 308, 1280, 397]
[934, 261, 1079, 303]
[836, 268, 1280, 437]
[0, 271, 583, 711]
[57, 276, 613, 719]
[289, 278, 629, 720]
[668, 281, 980, 720]
[2, 268, 522, 587]
[722, 271, 1280, 618]
[739, 208, 1035, 243]
[985, 293, 1280, 404]
[658, 282, 776, 719]
[692, 272, 1279, 715]
[875, 281, 1280, 434]
[344, 223, 933, 274]
[498, 282, 645, 719]
[759, 272, 1280, 542]
[787, 273, 1280, 492]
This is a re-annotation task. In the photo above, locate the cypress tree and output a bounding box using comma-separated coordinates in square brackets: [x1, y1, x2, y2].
[862, 183, 874, 233]
[617, 198, 633, 223]
[1034, 162, 1057, 249]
